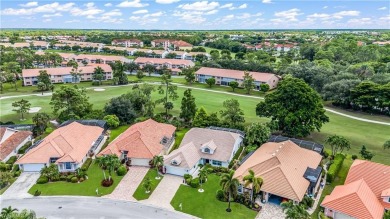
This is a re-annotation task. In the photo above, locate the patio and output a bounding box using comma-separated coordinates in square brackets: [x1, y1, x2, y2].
[256, 203, 286, 219]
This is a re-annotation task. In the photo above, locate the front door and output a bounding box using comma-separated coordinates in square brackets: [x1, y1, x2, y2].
[205, 159, 210, 164]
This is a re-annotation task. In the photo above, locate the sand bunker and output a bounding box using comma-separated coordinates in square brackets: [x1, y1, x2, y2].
[29, 107, 42, 113]
[94, 88, 106, 92]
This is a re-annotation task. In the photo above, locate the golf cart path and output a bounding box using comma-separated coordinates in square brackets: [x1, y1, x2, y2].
[1, 82, 389, 126]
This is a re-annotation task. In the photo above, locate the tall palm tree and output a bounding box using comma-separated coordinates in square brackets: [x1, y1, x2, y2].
[1, 206, 18, 218]
[151, 155, 164, 179]
[96, 156, 107, 180]
[198, 168, 209, 192]
[220, 170, 239, 212]
[143, 177, 152, 193]
[243, 169, 263, 207]
[105, 155, 121, 181]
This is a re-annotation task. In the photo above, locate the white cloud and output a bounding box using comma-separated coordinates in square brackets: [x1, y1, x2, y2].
[173, 10, 206, 24]
[219, 14, 234, 22]
[379, 15, 390, 20]
[262, 0, 272, 4]
[117, 0, 149, 8]
[323, 6, 328, 9]
[378, 7, 387, 10]
[236, 12, 262, 19]
[204, 9, 218, 15]
[130, 11, 164, 25]
[347, 17, 372, 25]
[274, 8, 303, 22]
[42, 13, 62, 17]
[43, 18, 52, 22]
[156, 0, 180, 4]
[220, 3, 232, 8]
[103, 9, 122, 16]
[238, 4, 247, 9]
[64, 19, 80, 23]
[333, 10, 360, 19]
[307, 13, 330, 19]
[1, 2, 75, 16]
[19, 2, 38, 7]
[133, 9, 148, 14]
[178, 1, 219, 11]
[145, 11, 164, 17]
[104, 3, 112, 7]
[84, 2, 95, 8]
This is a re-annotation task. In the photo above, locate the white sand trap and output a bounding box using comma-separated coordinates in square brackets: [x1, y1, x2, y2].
[29, 107, 41, 113]
[94, 88, 106, 91]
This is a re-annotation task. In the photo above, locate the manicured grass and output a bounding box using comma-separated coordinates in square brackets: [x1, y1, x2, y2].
[195, 46, 237, 58]
[181, 82, 267, 97]
[28, 162, 124, 196]
[109, 125, 130, 141]
[311, 155, 353, 218]
[133, 169, 163, 201]
[127, 75, 187, 84]
[324, 103, 390, 123]
[169, 128, 190, 153]
[171, 174, 258, 219]
[0, 178, 16, 195]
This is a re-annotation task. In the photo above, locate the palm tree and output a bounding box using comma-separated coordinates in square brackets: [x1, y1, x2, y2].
[281, 201, 310, 219]
[105, 155, 121, 181]
[93, 66, 105, 85]
[220, 170, 239, 212]
[198, 168, 209, 192]
[243, 169, 263, 207]
[1, 206, 18, 218]
[125, 62, 139, 75]
[151, 155, 164, 180]
[96, 156, 108, 180]
[143, 177, 152, 193]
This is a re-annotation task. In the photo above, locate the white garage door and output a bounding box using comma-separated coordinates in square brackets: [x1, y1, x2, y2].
[131, 158, 150, 167]
[165, 165, 187, 176]
[22, 164, 45, 172]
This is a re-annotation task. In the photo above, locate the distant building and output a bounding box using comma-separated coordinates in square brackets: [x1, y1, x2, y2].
[195, 67, 279, 90]
[111, 39, 144, 47]
[22, 64, 113, 85]
[134, 57, 195, 75]
[151, 39, 193, 50]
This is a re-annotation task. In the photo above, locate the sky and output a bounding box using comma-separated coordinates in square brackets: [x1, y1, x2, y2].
[0, 0, 389, 29]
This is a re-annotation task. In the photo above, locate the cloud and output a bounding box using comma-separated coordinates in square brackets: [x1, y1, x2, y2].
[262, 0, 272, 4]
[43, 18, 52, 22]
[117, 0, 149, 8]
[104, 3, 112, 7]
[133, 9, 148, 14]
[333, 10, 360, 19]
[19, 2, 38, 7]
[204, 9, 218, 15]
[1, 2, 75, 16]
[220, 3, 232, 8]
[178, 1, 219, 11]
[274, 8, 303, 22]
[145, 11, 164, 17]
[347, 17, 372, 25]
[323, 6, 328, 9]
[173, 10, 206, 24]
[238, 4, 247, 9]
[103, 9, 122, 16]
[64, 19, 80, 23]
[156, 0, 180, 4]
[84, 2, 95, 8]
[42, 13, 62, 17]
[307, 13, 330, 19]
[378, 7, 387, 10]
[70, 4, 104, 18]
[236, 12, 262, 19]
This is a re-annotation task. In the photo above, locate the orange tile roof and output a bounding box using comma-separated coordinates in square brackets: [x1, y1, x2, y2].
[99, 119, 176, 159]
[172, 40, 193, 47]
[22, 64, 112, 77]
[196, 67, 277, 82]
[233, 140, 322, 202]
[16, 122, 103, 164]
[0, 128, 32, 161]
[321, 179, 384, 219]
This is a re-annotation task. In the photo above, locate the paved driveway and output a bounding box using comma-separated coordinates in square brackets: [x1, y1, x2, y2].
[141, 174, 183, 210]
[1, 172, 40, 199]
[105, 166, 148, 201]
[256, 203, 286, 219]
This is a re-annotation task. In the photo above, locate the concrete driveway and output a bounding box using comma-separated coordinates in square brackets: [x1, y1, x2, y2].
[105, 166, 148, 201]
[1, 172, 40, 199]
[141, 174, 183, 210]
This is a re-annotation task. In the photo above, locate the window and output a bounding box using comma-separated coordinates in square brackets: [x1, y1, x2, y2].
[212, 160, 222, 166]
[171, 160, 178, 166]
[26, 82, 31, 84]
[204, 148, 210, 153]
[65, 162, 72, 169]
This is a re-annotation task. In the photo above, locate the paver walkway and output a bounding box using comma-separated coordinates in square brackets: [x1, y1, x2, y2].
[1, 172, 40, 199]
[256, 203, 286, 219]
[141, 174, 183, 210]
[105, 166, 148, 201]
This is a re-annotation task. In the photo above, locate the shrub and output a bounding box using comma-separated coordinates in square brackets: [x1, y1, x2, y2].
[117, 166, 127, 176]
[18, 141, 32, 154]
[190, 177, 199, 188]
[301, 195, 314, 209]
[6, 156, 17, 165]
[13, 171, 21, 177]
[37, 176, 49, 184]
[71, 176, 78, 183]
[92, 81, 100, 86]
[59, 175, 67, 181]
[12, 164, 20, 172]
[323, 151, 329, 159]
[184, 174, 192, 180]
[66, 175, 74, 182]
[216, 189, 227, 202]
[326, 154, 346, 183]
[101, 179, 114, 187]
[0, 162, 11, 171]
[34, 190, 41, 196]
[352, 155, 358, 160]
[81, 158, 92, 171]
[229, 146, 243, 168]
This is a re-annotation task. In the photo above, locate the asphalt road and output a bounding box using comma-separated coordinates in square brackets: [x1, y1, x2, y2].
[1, 197, 197, 219]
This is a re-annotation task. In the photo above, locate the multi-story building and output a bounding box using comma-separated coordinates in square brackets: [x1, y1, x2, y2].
[134, 57, 195, 75]
[111, 39, 144, 47]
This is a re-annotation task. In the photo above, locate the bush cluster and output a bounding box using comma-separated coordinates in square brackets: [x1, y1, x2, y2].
[81, 158, 93, 171]
[37, 176, 49, 184]
[216, 189, 227, 202]
[301, 195, 314, 209]
[5, 156, 17, 165]
[189, 177, 199, 188]
[117, 166, 127, 176]
[0, 162, 12, 171]
[18, 141, 32, 154]
[326, 154, 346, 183]
[71, 176, 78, 183]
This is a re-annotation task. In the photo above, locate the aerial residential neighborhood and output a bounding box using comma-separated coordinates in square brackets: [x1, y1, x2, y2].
[0, 1, 389, 219]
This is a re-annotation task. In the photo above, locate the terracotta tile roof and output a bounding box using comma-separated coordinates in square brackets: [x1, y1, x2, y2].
[172, 40, 193, 47]
[196, 67, 277, 83]
[22, 64, 112, 77]
[99, 119, 176, 159]
[16, 122, 103, 164]
[0, 128, 32, 161]
[321, 179, 385, 219]
[75, 54, 129, 62]
[112, 39, 142, 43]
[165, 128, 242, 168]
[135, 57, 195, 66]
[233, 140, 322, 202]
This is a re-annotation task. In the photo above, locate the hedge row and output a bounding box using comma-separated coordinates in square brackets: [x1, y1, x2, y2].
[6, 156, 17, 165]
[81, 158, 93, 171]
[326, 154, 346, 183]
[228, 146, 243, 168]
[18, 141, 32, 154]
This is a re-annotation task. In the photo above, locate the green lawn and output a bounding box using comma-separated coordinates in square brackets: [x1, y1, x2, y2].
[133, 169, 163, 201]
[311, 155, 353, 218]
[0, 178, 16, 195]
[28, 162, 124, 196]
[169, 128, 190, 153]
[127, 75, 187, 84]
[171, 174, 258, 219]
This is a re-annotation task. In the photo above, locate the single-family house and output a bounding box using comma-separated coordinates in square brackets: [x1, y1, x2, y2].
[234, 140, 323, 204]
[164, 128, 243, 176]
[112, 39, 144, 47]
[0, 128, 32, 162]
[171, 40, 193, 50]
[321, 160, 390, 219]
[16, 121, 106, 172]
[134, 57, 195, 75]
[22, 64, 113, 85]
[195, 67, 280, 90]
[99, 119, 176, 167]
